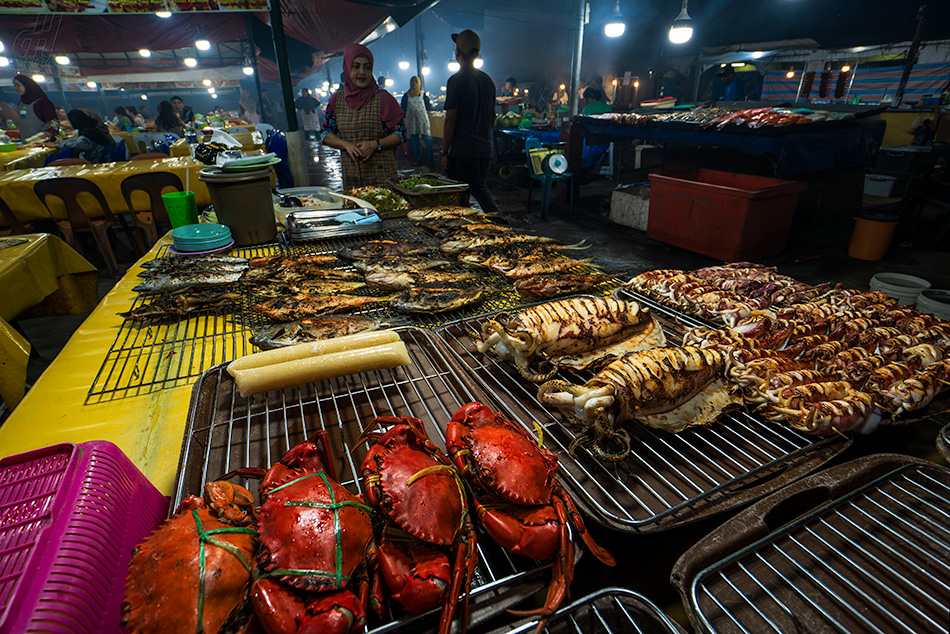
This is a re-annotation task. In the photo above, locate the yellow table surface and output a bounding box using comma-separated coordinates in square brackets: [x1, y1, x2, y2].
[0, 234, 199, 494]
[0, 157, 212, 222]
[0, 233, 98, 409]
[0, 146, 56, 171]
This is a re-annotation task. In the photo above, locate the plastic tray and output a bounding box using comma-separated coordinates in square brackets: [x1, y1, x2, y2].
[0, 442, 169, 634]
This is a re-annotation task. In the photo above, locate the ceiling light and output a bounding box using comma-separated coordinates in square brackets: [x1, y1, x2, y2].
[120, 87, 126, 91]
[440, 86, 446, 91]
[86, 81, 96, 88]
[243, 66, 254, 76]
[140, 94, 147, 100]
[841, 65, 851, 73]
[668, 0, 693, 44]
[332, 83, 340, 90]
[202, 79, 211, 86]
[208, 87, 215, 93]
[32, 74, 46, 82]
[212, 94, 218, 99]
[0, 57, 9, 68]
[322, 80, 329, 86]
[751, 51, 765, 59]
[385, 22, 396, 32]
[612, 78, 618, 86]
[398, 60, 410, 70]
[139, 49, 151, 57]
[421, 66, 430, 75]
[385, 78, 394, 87]
[474, 58, 484, 69]
[786, 71, 795, 79]
[184, 58, 197, 67]
[731, 62, 744, 67]
[155, 11, 171, 17]
[0, 41, 4, 53]
[448, 61, 460, 72]
[54, 56, 70, 65]
[634, 80, 639, 88]
[196, 39, 211, 51]
[559, 84, 566, 90]
[604, 0, 625, 37]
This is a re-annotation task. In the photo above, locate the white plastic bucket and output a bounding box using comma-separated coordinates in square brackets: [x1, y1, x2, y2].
[916, 289, 950, 319]
[869, 272, 931, 305]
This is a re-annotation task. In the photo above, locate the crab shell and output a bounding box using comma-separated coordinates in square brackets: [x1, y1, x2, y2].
[447, 401, 556, 506]
[122, 486, 257, 634]
[361, 424, 466, 546]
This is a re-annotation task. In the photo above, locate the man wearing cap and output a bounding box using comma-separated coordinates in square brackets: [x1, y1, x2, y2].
[442, 29, 500, 213]
[717, 66, 745, 101]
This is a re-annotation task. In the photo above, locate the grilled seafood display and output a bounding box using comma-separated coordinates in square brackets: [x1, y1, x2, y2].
[440, 233, 583, 255]
[254, 294, 390, 321]
[513, 273, 612, 299]
[491, 256, 597, 279]
[477, 297, 665, 382]
[390, 283, 487, 314]
[119, 289, 241, 322]
[132, 269, 245, 295]
[250, 315, 407, 349]
[456, 243, 553, 269]
[138, 255, 249, 277]
[353, 255, 454, 275]
[538, 347, 738, 460]
[407, 205, 486, 222]
[251, 280, 367, 298]
[365, 270, 478, 291]
[337, 240, 431, 261]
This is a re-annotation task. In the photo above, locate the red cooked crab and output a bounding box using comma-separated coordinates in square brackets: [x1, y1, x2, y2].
[446, 402, 615, 621]
[121, 481, 258, 634]
[358, 415, 478, 634]
[250, 433, 382, 634]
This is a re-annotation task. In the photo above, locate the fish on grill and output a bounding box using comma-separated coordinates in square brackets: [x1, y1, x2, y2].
[119, 289, 241, 321]
[407, 206, 486, 222]
[250, 315, 408, 349]
[132, 270, 244, 294]
[457, 244, 553, 269]
[139, 255, 249, 275]
[254, 294, 389, 321]
[491, 256, 597, 279]
[142, 255, 248, 268]
[440, 233, 575, 255]
[248, 253, 339, 268]
[242, 264, 362, 285]
[251, 280, 367, 299]
[353, 256, 454, 275]
[416, 215, 488, 234]
[513, 273, 612, 299]
[337, 240, 432, 261]
[390, 283, 486, 314]
[365, 270, 479, 291]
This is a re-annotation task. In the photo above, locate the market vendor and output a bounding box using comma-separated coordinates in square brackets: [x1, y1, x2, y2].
[321, 43, 406, 189]
[11, 74, 58, 141]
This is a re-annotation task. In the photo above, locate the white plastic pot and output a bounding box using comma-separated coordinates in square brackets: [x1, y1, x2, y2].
[916, 289, 950, 320]
[869, 272, 931, 305]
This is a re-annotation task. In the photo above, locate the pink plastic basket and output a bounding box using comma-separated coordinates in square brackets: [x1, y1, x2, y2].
[0, 442, 169, 634]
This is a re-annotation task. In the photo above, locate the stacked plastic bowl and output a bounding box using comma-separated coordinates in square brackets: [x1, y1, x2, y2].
[171, 224, 234, 253]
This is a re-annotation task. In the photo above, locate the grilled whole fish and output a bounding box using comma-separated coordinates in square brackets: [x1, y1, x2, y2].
[138, 261, 247, 278]
[407, 206, 486, 222]
[457, 244, 553, 268]
[140, 255, 249, 275]
[251, 280, 367, 299]
[254, 294, 389, 321]
[477, 296, 662, 381]
[417, 215, 488, 234]
[132, 270, 244, 294]
[514, 273, 613, 299]
[440, 234, 567, 255]
[365, 270, 478, 291]
[337, 240, 432, 261]
[390, 283, 486, 313]
[353, 256, 454, 275]
[142, 255, 248, 268]
[491, 256, 596, 279]
[250, 315, 407, 349]
[118, 289, 241, 321]
[242, 265, 362, 285]
[248, 254, 339, 268]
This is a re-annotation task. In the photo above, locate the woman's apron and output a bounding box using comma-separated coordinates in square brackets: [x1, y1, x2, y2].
[336, 91, 396, 189]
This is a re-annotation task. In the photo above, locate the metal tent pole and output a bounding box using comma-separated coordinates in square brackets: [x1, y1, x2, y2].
[415, 18, 426, 92]
[268, 0, 309, 186]
[569, 0, 587, 117]
[895, 4, 926, 107]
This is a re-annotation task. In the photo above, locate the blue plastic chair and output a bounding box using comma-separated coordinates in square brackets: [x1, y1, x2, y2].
[45, 147, 76, 165]
[525, 137, 573, 219]
[99, 140, 130, 163]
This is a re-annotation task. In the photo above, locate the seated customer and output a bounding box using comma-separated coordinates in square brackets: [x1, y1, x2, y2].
[154, 100, 185, 137]
[61, 109, 116, 162]
[580, 88, 612, 115]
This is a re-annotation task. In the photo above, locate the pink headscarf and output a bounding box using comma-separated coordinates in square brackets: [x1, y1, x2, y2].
[339, 43, 404, 131]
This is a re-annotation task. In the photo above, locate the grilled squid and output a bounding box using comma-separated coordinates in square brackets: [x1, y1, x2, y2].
[477, 296, 665, 382]
[537, 347, 739, 461]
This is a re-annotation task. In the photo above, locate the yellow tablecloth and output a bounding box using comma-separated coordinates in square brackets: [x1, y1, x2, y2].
[0, 234, 197, 493]
[110, 131, 141, 155]
[0, 146, 56, 171]
[0, 233, 98, 409]
[0, 157, 212, 221]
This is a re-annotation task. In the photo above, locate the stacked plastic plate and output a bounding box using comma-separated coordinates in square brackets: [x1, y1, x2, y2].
[170, 223, 234, 255]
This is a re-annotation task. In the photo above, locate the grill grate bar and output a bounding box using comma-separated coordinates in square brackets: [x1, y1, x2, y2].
[734, 561, 791, 633]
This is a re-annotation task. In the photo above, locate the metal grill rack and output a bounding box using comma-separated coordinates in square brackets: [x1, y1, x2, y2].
[175, 326, 576, 633]
[688, 463, 950, 634]
[500, 588, 686, 634]
[90, 219, 617, 400]
[436, 298, 848, 533]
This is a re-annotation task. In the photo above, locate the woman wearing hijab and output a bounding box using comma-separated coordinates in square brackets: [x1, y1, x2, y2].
[12, 74, 58, 140]
[61, 109, 115, 163]
[400, 76, 433, 166]
[239, 89, 260, 124]
[295, 88, 322, 140]
[321, 44, 406, 188]
[154, 100, 185, 137]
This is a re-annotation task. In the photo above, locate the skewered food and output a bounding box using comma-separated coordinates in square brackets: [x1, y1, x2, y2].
[538, 347, 738, 460]
[254, 294, 389, 321]
[250, 316, 406, 349]
[365, 269, 478, 291]
[477, 297, 664, 382]
[119, 289, 241, 322]
[390, 282, 487, 313]
[513, 273, 612, 299]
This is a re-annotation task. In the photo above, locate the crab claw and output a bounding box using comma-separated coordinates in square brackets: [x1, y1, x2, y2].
[473, 493, 560, 561]
[377, 530, 451, 613]
[251, 578, 367, 634]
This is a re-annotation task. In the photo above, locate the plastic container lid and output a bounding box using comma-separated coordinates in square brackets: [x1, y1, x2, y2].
[870, 272, 931, 305]
[171, 223, 231, 243]
[916, 289, 950, 319]
[198, 166, 274, 183]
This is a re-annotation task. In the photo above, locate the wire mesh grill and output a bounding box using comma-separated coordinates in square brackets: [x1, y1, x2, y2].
[690, 464, 950, 634]
[436, 297, 847, 533]
[502, 588, 685, 634]
[89, 219, 618, 400]
[176, 326, 574, 633]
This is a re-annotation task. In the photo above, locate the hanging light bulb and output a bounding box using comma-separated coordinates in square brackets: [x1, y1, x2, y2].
[448, 61, 460, 72]
[184, 58, 197, 67]
[604, 0, 625, 37]
[474, 58, 484, 69]
[208, 87, 215, 94]
[140, 94, 148, 100]
[155, 11, 171, 18]
[421, 66, 430, 75]
[195, 29, 211, 51]
[202, 79, 212, 86]
[398, 60, 410, 70]
[786, 70, 795, 79]
[86, 80, 97, 88]
[0, 57, 8, 67]
[0, 41, 5, 53]
[668, 0, 693, 44]
[243, 66, 254, 76]
[32, 74, 46, 83]
[212, 94, 218, 99]
[139, 49, 151, 57]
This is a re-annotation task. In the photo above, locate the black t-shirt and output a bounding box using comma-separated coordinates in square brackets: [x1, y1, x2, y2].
[445, 68, 495, 158]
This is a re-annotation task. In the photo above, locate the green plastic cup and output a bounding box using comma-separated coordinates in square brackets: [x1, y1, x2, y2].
[162, 191, 198, 229]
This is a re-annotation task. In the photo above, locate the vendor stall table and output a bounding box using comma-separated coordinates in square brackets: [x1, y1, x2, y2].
[0, 146, 56, 171]
[0, 157, 211, 221]
[0, 233, 98, 409]
[169, 131, 266, 158]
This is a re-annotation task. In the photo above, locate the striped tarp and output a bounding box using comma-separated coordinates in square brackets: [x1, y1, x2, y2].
[761, 71, 800, 101]
[763, 63, 949, 103]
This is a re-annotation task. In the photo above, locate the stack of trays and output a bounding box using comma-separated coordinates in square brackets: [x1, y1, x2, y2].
[170, 224, 234, 254]
[286, 209, 383, 242]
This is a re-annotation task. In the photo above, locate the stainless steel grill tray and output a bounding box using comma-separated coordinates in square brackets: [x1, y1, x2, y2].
[436, 297, 848, 533]
[175, 326, 572, 632]
[674, 455, 950, 634]
[497, 588, 686, 634]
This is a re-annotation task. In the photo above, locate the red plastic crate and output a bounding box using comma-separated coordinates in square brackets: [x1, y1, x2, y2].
[647, 169, 807, 262]
[0, 442, 169, 634]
